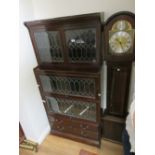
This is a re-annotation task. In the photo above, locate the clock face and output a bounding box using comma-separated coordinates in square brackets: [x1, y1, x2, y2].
[109, 31, 133, 54]
[104, 12, 135, 61]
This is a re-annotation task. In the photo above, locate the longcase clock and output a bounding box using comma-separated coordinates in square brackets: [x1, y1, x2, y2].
[102, 11, 135, 142]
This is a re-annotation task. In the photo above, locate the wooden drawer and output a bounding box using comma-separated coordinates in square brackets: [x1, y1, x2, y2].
[53, 115, 99, 131]
[52, 116, 99, 140]
[52, 123, 99, 140]
[72, 128, 99, 140]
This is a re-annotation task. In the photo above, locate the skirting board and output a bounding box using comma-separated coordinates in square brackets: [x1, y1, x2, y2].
[37, 125, 51, 144]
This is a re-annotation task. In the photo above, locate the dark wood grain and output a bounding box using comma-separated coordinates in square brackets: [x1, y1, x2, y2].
[101, 115, 125, 143]
[106, 62, 132, 117]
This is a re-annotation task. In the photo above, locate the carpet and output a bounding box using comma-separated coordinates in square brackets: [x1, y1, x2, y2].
[79, 149, 98, 155]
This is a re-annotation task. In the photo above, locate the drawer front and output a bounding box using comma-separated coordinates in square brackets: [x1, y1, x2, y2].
[52, 116, 99, 140]
[53, 116, 98, 131]
[72, 128, 99, 140]
[52, 123, 99, 140]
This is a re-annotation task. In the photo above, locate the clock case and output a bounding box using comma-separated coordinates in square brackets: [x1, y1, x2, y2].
[103, 11, 135, 62]
[101, 11, 135, 143]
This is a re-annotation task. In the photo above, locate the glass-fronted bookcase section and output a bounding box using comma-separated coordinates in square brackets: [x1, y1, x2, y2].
[46, 96, 97, 122]
[25, 13, 101, 70]
[34, 67, 101, 123]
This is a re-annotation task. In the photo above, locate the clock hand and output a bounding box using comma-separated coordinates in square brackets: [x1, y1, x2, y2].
[116, 38, 124, 52]
[119, 42, 124, 51]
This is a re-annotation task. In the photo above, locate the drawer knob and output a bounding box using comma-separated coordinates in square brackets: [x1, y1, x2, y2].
[81, 131, 87, 136]
[98, 93, 101, 97]
[117, 68, 121, 71]
[81, 131, 84, 135]
[80, 124, 83, 128]
[83, 125, 89, 130]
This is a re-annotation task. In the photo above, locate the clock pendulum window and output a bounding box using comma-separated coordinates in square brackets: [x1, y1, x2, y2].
[101, 11, 135, 143]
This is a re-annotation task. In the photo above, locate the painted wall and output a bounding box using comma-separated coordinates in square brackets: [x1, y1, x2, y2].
[32, 0, 135, 20]
[19, 0, 50, 144]
[20, 0, 134, 144]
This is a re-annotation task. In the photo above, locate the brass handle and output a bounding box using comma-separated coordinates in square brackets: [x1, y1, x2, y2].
[60, 127, 64, 131]
[81, 131, 87, 136]
[83, 125, 89, 130]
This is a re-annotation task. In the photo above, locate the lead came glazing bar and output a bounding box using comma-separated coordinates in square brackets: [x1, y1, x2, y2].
[64, 104, 74, 113]
[79, 106, 89, 116]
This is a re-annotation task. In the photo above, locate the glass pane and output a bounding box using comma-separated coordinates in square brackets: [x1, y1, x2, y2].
[46, 96, 96, 122]
[40, 75, 95, 97]
[65, 28, 97, 63]
[34, 31, 64, 63]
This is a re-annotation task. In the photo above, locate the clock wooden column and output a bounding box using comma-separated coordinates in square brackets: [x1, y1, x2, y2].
[102, 11, 135, 143]
[106, 62, 132, 117]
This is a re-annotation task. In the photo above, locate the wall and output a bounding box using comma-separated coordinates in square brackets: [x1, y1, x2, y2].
[19, 0, 50, 144]
[32, 0, 135, 20]
[128, 62, 135, 109]
[20, 0, 134, 144]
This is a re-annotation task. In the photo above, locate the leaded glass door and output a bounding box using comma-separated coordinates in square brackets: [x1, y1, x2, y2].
[38, 74, 97, 99]
[46, 96, 96, 122]
[65, 28, 97, 63]
[33, 30, 64, 63]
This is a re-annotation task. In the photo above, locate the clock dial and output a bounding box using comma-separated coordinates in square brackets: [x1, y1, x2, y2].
[112, 20, 132, 31]
[109, 31, 132, 54]
[116, 20, 126, 30]
[104, 12, 135, 61]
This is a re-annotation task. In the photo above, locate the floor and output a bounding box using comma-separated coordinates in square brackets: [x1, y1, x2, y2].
[20, 135, 123, 155]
